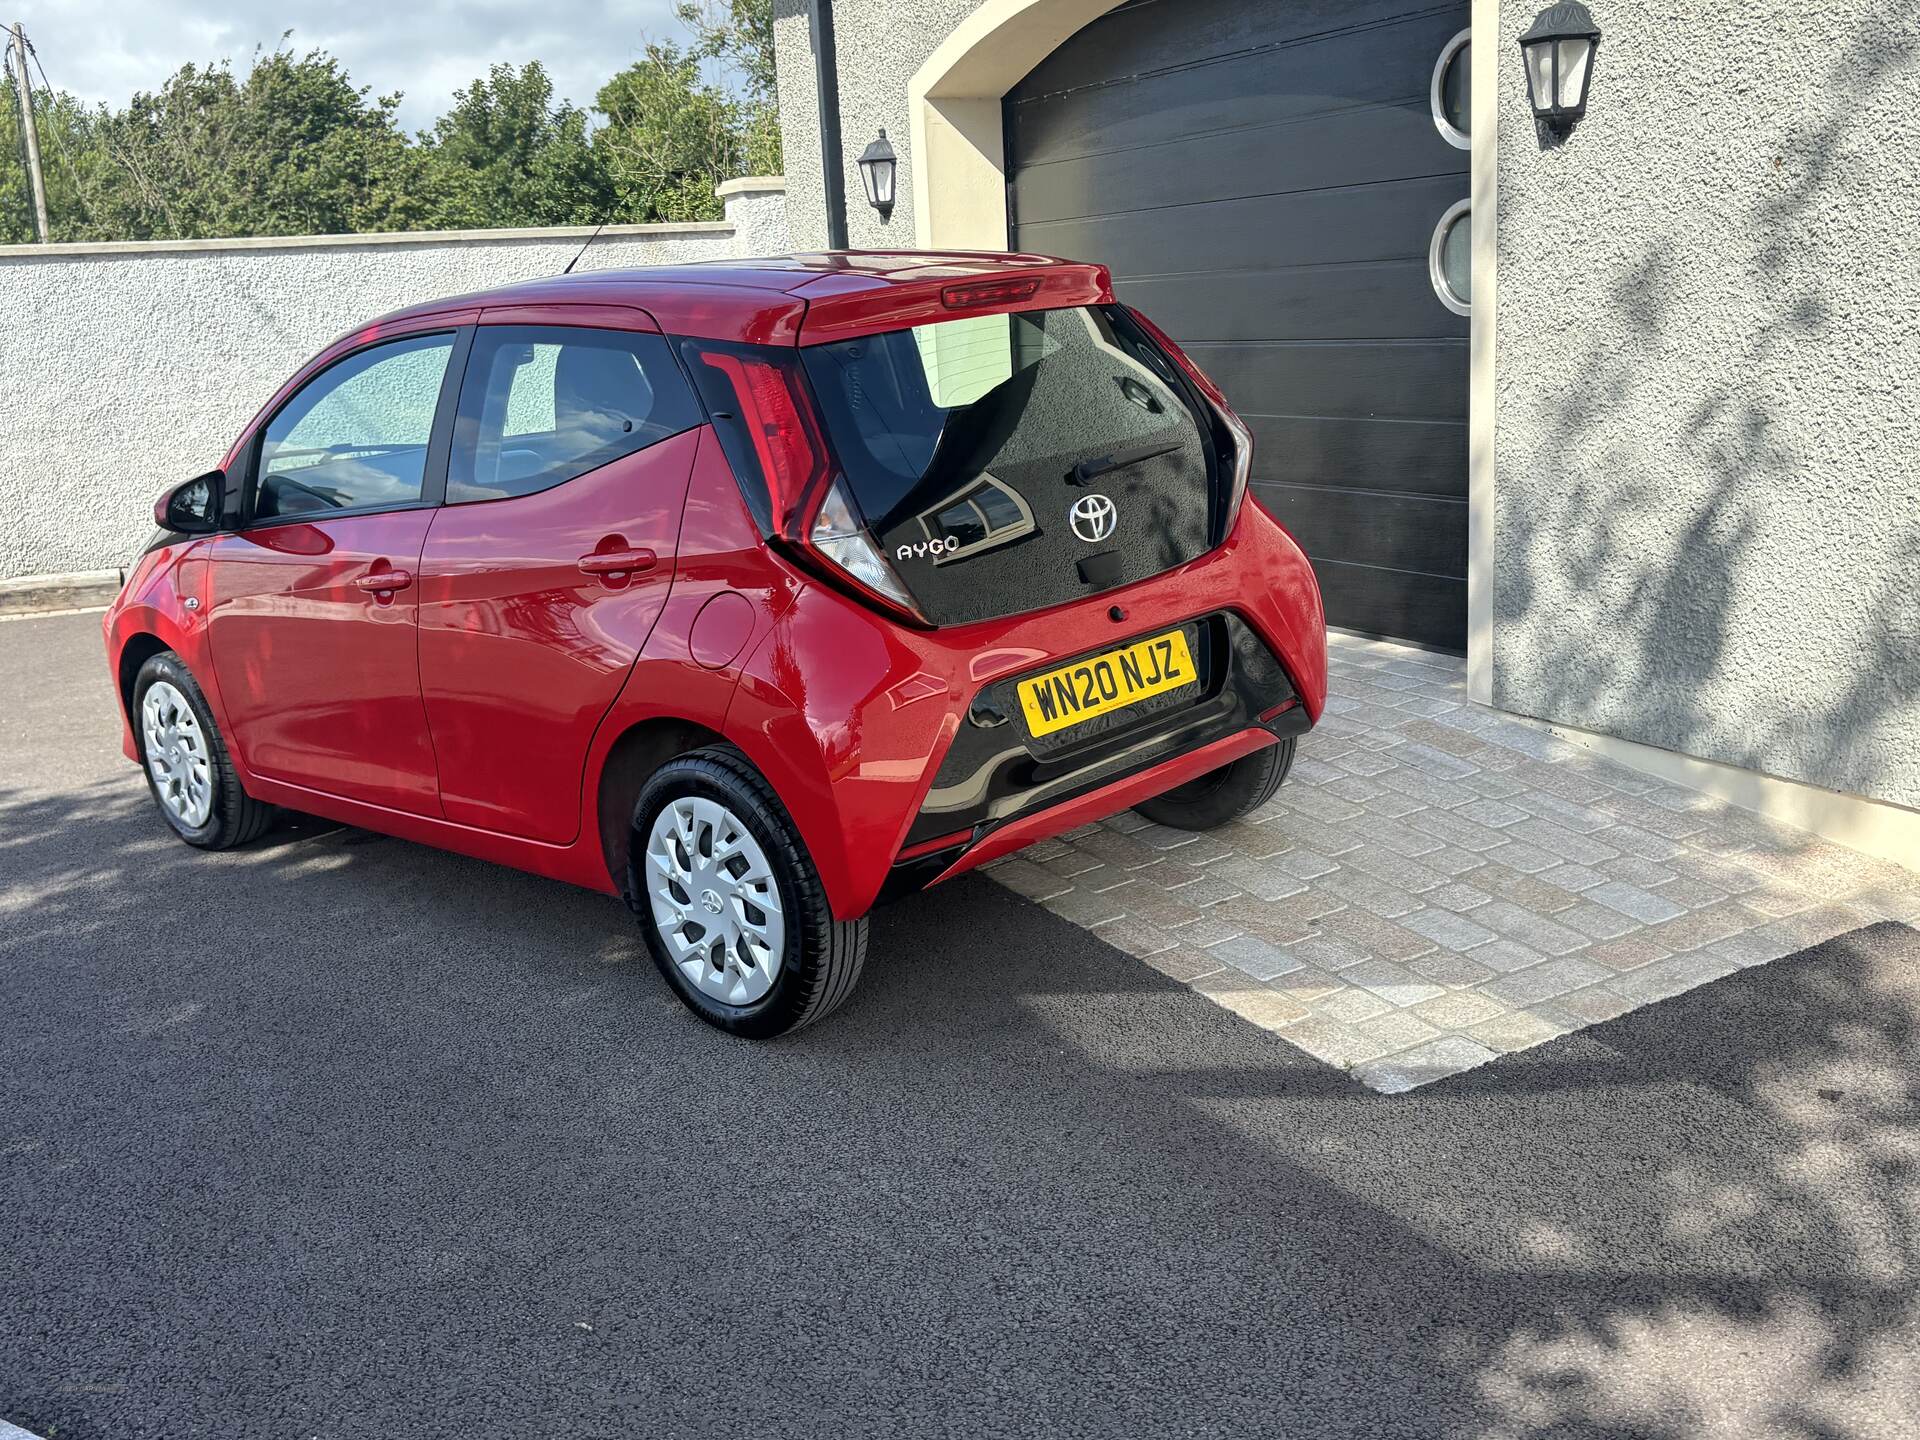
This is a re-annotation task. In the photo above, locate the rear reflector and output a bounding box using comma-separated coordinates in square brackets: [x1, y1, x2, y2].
[940, 277, 1041, 310]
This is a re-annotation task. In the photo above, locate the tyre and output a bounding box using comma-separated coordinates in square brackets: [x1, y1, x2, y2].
[630, 746, 868, 1038]
[132, 651, 276, 849]
[1133, 737, 1296, 831]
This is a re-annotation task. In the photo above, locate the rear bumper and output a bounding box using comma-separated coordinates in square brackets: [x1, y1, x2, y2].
[722, 499, 1326, 920]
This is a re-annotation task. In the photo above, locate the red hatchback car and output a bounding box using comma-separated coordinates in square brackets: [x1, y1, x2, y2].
[105, 252, 1326, 1035]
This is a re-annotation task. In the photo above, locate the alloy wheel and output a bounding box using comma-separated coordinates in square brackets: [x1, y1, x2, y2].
[141, 679, 213, 829]
[643, 796, 786, 1005]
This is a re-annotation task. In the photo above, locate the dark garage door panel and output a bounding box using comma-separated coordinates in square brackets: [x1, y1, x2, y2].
[1008, 7, 1472, 167]
[1257, 483, 1465, 579]
[1249, 415, 1467, 499]
[1116, 261, 1464, 343]
[1020, 174, 1475, 281]
[1011, 104, 1468, 227]
[1190, 341, 1465, 424]
[1311, 561, 1466, 654]
[1006, 0, 1471, 650]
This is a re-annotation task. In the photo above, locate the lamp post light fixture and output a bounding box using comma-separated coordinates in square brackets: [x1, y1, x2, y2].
[857, 128, 897, 220]
[1518, 2, 1601, 134]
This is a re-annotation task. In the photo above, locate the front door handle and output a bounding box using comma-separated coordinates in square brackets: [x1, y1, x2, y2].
[578, 548, 657, 578]
[354, 568, 413, 593]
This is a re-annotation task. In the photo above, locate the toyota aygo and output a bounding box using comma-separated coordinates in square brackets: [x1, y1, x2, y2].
[105, 252, 1327, 1035]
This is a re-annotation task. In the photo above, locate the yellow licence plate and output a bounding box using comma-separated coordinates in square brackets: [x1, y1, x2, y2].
[1016, 629, 1197, 738]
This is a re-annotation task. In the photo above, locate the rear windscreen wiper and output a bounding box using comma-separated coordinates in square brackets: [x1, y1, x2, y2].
[1069, 436, 1184, 487]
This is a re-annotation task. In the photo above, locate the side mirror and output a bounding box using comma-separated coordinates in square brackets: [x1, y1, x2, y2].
[154, 470, 224, 534]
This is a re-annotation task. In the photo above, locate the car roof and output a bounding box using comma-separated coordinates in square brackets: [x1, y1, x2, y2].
[371, 250, 1114, 346]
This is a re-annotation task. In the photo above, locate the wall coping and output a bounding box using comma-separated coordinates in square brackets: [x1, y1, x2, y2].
[0, 220, 736, 261]
[716, 176, 787, 198]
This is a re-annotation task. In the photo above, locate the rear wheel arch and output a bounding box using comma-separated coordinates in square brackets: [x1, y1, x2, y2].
[596, 716, 728, 896]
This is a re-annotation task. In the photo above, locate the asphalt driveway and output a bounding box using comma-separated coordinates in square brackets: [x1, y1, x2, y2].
[3, 610, 1917, 1439]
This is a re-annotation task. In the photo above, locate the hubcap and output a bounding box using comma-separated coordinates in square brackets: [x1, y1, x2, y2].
[644, 797, 786, 1006]
[141, 679, 213, 829]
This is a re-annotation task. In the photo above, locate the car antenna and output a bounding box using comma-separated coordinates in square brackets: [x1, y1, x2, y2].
[562, 217, 609, 276]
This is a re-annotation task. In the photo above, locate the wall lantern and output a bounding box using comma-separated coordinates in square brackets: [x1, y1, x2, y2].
[857, 128, 897, 220]
[1518, 2, 1601, 133]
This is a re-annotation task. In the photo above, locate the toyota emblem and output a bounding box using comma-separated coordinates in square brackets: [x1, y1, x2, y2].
[1069, 492, 1117, 544]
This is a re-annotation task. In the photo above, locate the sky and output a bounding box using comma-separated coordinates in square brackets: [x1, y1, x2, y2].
[15, 0, 697, 133]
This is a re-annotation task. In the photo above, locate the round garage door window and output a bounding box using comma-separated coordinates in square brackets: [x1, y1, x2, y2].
[1431, 29, 1471, 149]
[1429, 199, 1471, 316]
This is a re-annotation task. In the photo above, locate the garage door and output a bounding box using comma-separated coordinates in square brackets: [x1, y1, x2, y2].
[1006, 0, 1472, 650]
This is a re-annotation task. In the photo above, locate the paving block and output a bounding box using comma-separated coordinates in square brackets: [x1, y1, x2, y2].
[1352, 1036, 1501, 1092]
[1410, 989, 1509, 1029]
[1480, 957, 1612, 1009]
[1555, 900, 1641, 941]
[1604, 951, 1737, 1004]
[1401, 906, 1498, 951]
[1356, 1010, 1444, 1054]
[1467, 939, 1551, 974]
[1139, 945, 1227, 984]
[1317, 908, 1439, 964]
[1471, 900, 1591, 956]
[1212, 933, 1304, 981]
[1280, 1017, 1385, 1070]
[1408, 951, 1499, 988]
[1338, 958, 1447, 1008]
[1583, 879, 1686, 924]
[1467, 1009, 1573, 1054]
[1311, 987, 1395, 1026]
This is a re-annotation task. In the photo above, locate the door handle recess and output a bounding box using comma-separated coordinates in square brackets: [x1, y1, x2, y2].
[354, 569, 413, 592]
[578, 548, 657, 577]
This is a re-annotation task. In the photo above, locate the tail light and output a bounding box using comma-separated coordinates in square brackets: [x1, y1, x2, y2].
[680, 339, 923, 622]
[1125, 307, 1253, 544]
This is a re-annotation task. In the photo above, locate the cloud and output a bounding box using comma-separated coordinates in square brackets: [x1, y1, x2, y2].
[16, 0, 692, 132]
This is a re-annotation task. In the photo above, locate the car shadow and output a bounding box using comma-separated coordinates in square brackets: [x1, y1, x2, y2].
[2, 770, 1916, 1439]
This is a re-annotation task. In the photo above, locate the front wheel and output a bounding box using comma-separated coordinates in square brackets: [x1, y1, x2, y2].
[631, 746, 868, 1038]
[1133, 737, 1296, 831]
[132, 651, 276, 849]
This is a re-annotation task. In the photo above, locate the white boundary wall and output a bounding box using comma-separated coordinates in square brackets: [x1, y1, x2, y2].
[0, 179, 788, 580]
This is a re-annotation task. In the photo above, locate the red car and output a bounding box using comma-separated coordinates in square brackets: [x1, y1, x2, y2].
[105, 253, 1327, 1035]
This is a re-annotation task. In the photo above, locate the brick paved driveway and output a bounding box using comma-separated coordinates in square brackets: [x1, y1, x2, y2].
[985, 633, 1920, 1091]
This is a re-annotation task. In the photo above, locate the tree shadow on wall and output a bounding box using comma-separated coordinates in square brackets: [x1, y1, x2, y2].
[1495, 8, 1920, 808]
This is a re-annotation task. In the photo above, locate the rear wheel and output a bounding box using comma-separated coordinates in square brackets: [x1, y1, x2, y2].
[631, 746, 868, 1038]
[1133, 737, 1295, 831]
[132, 651, 276, 849]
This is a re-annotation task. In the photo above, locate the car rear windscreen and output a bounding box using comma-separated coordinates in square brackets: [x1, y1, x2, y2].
[799, 304, 1219, 626]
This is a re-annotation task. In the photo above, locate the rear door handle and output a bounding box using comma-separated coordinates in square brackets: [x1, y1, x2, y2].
[578, 548, 657, 577]
[354, 568, 413, 592]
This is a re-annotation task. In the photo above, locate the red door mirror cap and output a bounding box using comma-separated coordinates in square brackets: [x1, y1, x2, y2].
[795, 262, 1114, 346]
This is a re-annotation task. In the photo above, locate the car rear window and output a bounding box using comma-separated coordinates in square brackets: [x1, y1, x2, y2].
[797, 304, 1218, 624]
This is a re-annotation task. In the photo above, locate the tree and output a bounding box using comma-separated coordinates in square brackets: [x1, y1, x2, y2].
[421, 62, 607, 229]
[65, 45, 433, 241]
[593, 41, 745, 223]
[678, 0, 781, 176]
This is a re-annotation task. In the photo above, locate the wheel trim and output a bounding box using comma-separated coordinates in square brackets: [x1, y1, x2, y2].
[644, 796, 786, 1006]
[141, 679, 214, 829]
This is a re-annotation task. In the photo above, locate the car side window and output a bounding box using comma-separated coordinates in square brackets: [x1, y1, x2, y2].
[447, 326, 703, 504]
[255, 333, 455, 521]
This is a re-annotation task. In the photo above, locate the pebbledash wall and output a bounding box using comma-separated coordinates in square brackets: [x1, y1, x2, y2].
[1490, 0, 1920, 819]
[772, 0, 1920, 857]
[0, 177, 788, 584]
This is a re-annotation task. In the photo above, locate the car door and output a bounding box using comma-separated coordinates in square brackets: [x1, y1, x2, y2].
[416, 310, 706, 843]
[203, 322, 472, 815]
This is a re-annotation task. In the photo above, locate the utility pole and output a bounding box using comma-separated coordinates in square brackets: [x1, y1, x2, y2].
[8, 22, 49, 242]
